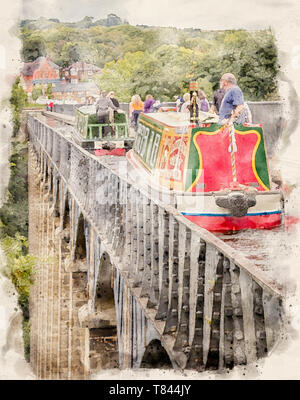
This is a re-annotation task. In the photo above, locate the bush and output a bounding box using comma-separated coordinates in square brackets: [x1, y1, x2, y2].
[22, 319, 31, 362]
[87, 112, 127, 124]
[1, 233, 36, 362]
[32, 85, 43, 101]
[0, 141, 28, 237]
[0, 111, 35, 361]
[9, 78, 27, 136]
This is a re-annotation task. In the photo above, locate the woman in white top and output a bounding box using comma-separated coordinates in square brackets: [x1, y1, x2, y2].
[180, 93, 191, 113]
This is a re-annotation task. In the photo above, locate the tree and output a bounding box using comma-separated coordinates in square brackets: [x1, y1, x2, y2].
[32, 84, 43, 101]
[20, 20, 279, 101]
[45, 83, 53, 99]
[21, 35, 45, 62]
[10, 77, 27, 135]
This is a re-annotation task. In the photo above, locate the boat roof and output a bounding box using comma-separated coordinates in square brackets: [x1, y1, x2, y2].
[141, 111, 218, 128]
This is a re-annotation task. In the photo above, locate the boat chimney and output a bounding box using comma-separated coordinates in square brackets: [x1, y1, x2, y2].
[189, 80, 199, 125]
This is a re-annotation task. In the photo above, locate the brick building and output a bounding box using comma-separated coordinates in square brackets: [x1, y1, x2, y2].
[21, 56, 61, 93]
[51, 81, 99, 103]
[62, 61, 101, 84]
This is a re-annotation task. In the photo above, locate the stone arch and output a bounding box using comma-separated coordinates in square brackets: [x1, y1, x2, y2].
[95, 252, 115, 317]
[61, 194, 71, 251]
[44, 157, 48, 180]
[48, 165, 53, 193]
[62, 194, 70, 231]
[53, 177, 60, 217]
[140, 339, 172, 369]
[74, 213, 87, 261]
[89, 251, 119, 370]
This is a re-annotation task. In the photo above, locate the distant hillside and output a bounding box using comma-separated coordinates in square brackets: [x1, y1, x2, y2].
[19, 18, 279, 102]
[20, 14, 129, 30]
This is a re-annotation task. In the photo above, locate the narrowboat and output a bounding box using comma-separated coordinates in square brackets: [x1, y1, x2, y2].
[73, 105, 134, 153]
[126, 110, 284, 231]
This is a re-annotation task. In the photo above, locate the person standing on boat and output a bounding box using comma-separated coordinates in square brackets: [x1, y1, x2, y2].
[107, 91, 120, 128]
[129, 95, 144, 128]
[180, 93, 191, 113]
[198, 90, 210, 112]
[96, 90, 118, 136]
[210, 87, 225, 114]
[218, 73, 245, 124]
[144, 94, 155, 113]
[107, 91, 120, 108]
[174, 95, 184, 111]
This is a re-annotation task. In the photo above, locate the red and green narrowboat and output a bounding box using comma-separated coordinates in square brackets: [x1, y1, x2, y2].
[126, 111, 284, 231]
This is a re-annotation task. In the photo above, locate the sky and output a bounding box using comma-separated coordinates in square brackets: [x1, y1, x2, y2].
[21, 0, 299, 30]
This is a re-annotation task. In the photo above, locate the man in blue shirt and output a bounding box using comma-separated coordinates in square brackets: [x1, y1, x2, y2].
[218, 73, 245, 124]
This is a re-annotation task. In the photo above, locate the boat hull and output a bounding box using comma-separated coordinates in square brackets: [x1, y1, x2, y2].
[176, 190, 283, 231]
[183, 212, 282, 231]
[127, 148, 284, 231]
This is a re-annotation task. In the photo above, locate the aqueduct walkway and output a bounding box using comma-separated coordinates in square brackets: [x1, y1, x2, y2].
[27, 112, 284, 379]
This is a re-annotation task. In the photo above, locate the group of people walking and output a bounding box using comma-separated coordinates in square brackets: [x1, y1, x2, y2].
[175, 73, 252, 124]
[95, 72, 252, 131]
[46, 100, 54, 112]
[175, 89, 210, 113]
[129, 94, 162, 129]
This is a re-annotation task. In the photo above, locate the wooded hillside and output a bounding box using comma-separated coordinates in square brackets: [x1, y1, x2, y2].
[20, 17, 279, 102]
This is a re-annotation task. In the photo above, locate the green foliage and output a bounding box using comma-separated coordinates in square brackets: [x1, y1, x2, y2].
[20, 19, 279, 102]
[87, 112, 127, 124]
[191, 30, 279, 101]
[24, 103, 45, 109]
[21, 33, 46, 62]
[22, 319, 31, 362]
[20, 14, 127, 31]
[1, 234, 35, 300]
[1, 233, 36, 360]
[0, 140, 28, 238]
[9, 78, 27, 136]
[0, 131, 34, 361]
[45, 83, 53, 99]
[32, 84, 43, 101]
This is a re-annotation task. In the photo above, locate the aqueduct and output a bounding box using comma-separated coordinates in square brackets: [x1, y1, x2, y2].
[27, 112, 284, 379]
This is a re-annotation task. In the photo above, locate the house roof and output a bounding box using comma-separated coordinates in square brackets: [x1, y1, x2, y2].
[32, 79, 62, 85]
[52, 81, 99, 93]
[22, 56, 60, 76]
[22, 62, 39, 76]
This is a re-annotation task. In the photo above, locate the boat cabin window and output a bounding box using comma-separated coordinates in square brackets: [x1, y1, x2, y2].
[146, 130, 155, 164]
[140, 126, 150, 158]
[134, 123, 161, 168]
[135, 123, 150, 158]
[149, 133, 161, 168]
